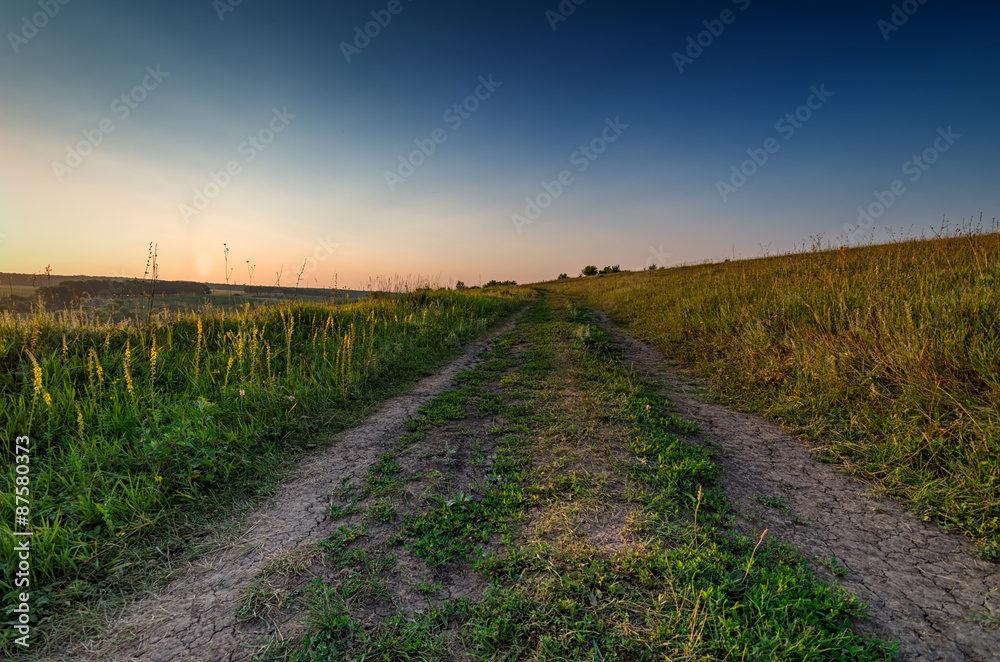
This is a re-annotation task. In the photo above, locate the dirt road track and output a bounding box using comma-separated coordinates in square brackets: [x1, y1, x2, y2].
[597, 311, 1000, 662]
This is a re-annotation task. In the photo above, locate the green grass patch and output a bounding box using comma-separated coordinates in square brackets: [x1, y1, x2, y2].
[295, 597, 472, 661]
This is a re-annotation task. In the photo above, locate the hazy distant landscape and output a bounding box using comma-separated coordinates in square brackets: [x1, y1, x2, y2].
[0, 271, 372, 314]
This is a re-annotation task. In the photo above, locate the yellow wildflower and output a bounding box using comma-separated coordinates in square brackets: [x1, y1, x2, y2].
[27, 350, 43, 397]
[124, 340, 135, 398]
[150, 335, 158, 382]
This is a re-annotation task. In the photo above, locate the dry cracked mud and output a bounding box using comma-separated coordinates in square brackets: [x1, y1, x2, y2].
[593, 309, 1000, 662]
[46, 312, 523, 662]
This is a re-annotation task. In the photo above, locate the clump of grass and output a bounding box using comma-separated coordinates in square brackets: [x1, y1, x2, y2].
[365, 453, 405, 497]
[548, 231, 1000, 557]
[815, 554, 849, 577]
[236, 575, 288, 624]
[365, 497, 396, 525]
[413, 577, 442, 595]
[296, 596, 470, 661]
[753, 494, 791, 513]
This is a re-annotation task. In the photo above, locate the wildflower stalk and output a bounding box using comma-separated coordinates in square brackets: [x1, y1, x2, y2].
[150, 333, 158, 384]
[193, 317, 203, 383]
[285, 311, 294, 377]
[25, 349, 52, 430]
[124, 339, 136, 407]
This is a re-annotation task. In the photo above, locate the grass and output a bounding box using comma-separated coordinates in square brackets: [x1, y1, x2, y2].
[298, 596, 471, 661]
[0, 288, 530, 655]
[285, 295, 894, 661]
[545, 232, 1000, 559]
[753, 494, 791, 513]
[3, 285, 39, 299]
[815, 554, 849, 578]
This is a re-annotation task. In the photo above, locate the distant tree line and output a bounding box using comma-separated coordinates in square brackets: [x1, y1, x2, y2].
[244, 285, 338, 298]
[455, 280, 517, 290]
[581, 265, 620, 276]
[40, 279, 209, 304]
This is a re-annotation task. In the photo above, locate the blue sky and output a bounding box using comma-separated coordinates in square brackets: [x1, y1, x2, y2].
[1, 0, 997, 287]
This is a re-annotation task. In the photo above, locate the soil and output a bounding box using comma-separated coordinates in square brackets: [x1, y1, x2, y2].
[594, 309, 1000, 662]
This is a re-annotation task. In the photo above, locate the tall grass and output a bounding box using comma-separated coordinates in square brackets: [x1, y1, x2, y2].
[546, 233, 1000, 557]
[0, 289, 527, 652]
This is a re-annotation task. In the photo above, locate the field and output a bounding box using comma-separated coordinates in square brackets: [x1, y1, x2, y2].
[0, 289, 527, 654]
[93, 291, 368, 317]
[546, 232, 1000, 558]
[3, 286, 40, 299]
[1, 286, 367, 317]
[2, 236, 998, 659]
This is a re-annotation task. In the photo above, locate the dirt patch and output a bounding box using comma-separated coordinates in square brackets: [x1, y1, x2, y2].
[49, 312, 523, 662]
[526, 498, 642, 554]
[594, 310, 1000, 662]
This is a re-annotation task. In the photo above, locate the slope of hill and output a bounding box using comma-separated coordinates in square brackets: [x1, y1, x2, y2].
[544, 233, 1000, 558]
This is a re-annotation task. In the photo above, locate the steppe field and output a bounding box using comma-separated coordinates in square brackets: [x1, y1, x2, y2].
[3, 234, 998, 661]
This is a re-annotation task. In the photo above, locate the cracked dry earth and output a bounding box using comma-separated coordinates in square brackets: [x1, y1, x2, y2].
[48, 313, 523, 662]
[592, 311, 1000, 662]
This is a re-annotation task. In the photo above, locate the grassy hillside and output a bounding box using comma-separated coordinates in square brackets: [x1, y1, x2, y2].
[545, 233, 1000, 558]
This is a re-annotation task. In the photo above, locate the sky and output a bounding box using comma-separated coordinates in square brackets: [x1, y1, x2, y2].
[1, 0, 998, 288]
